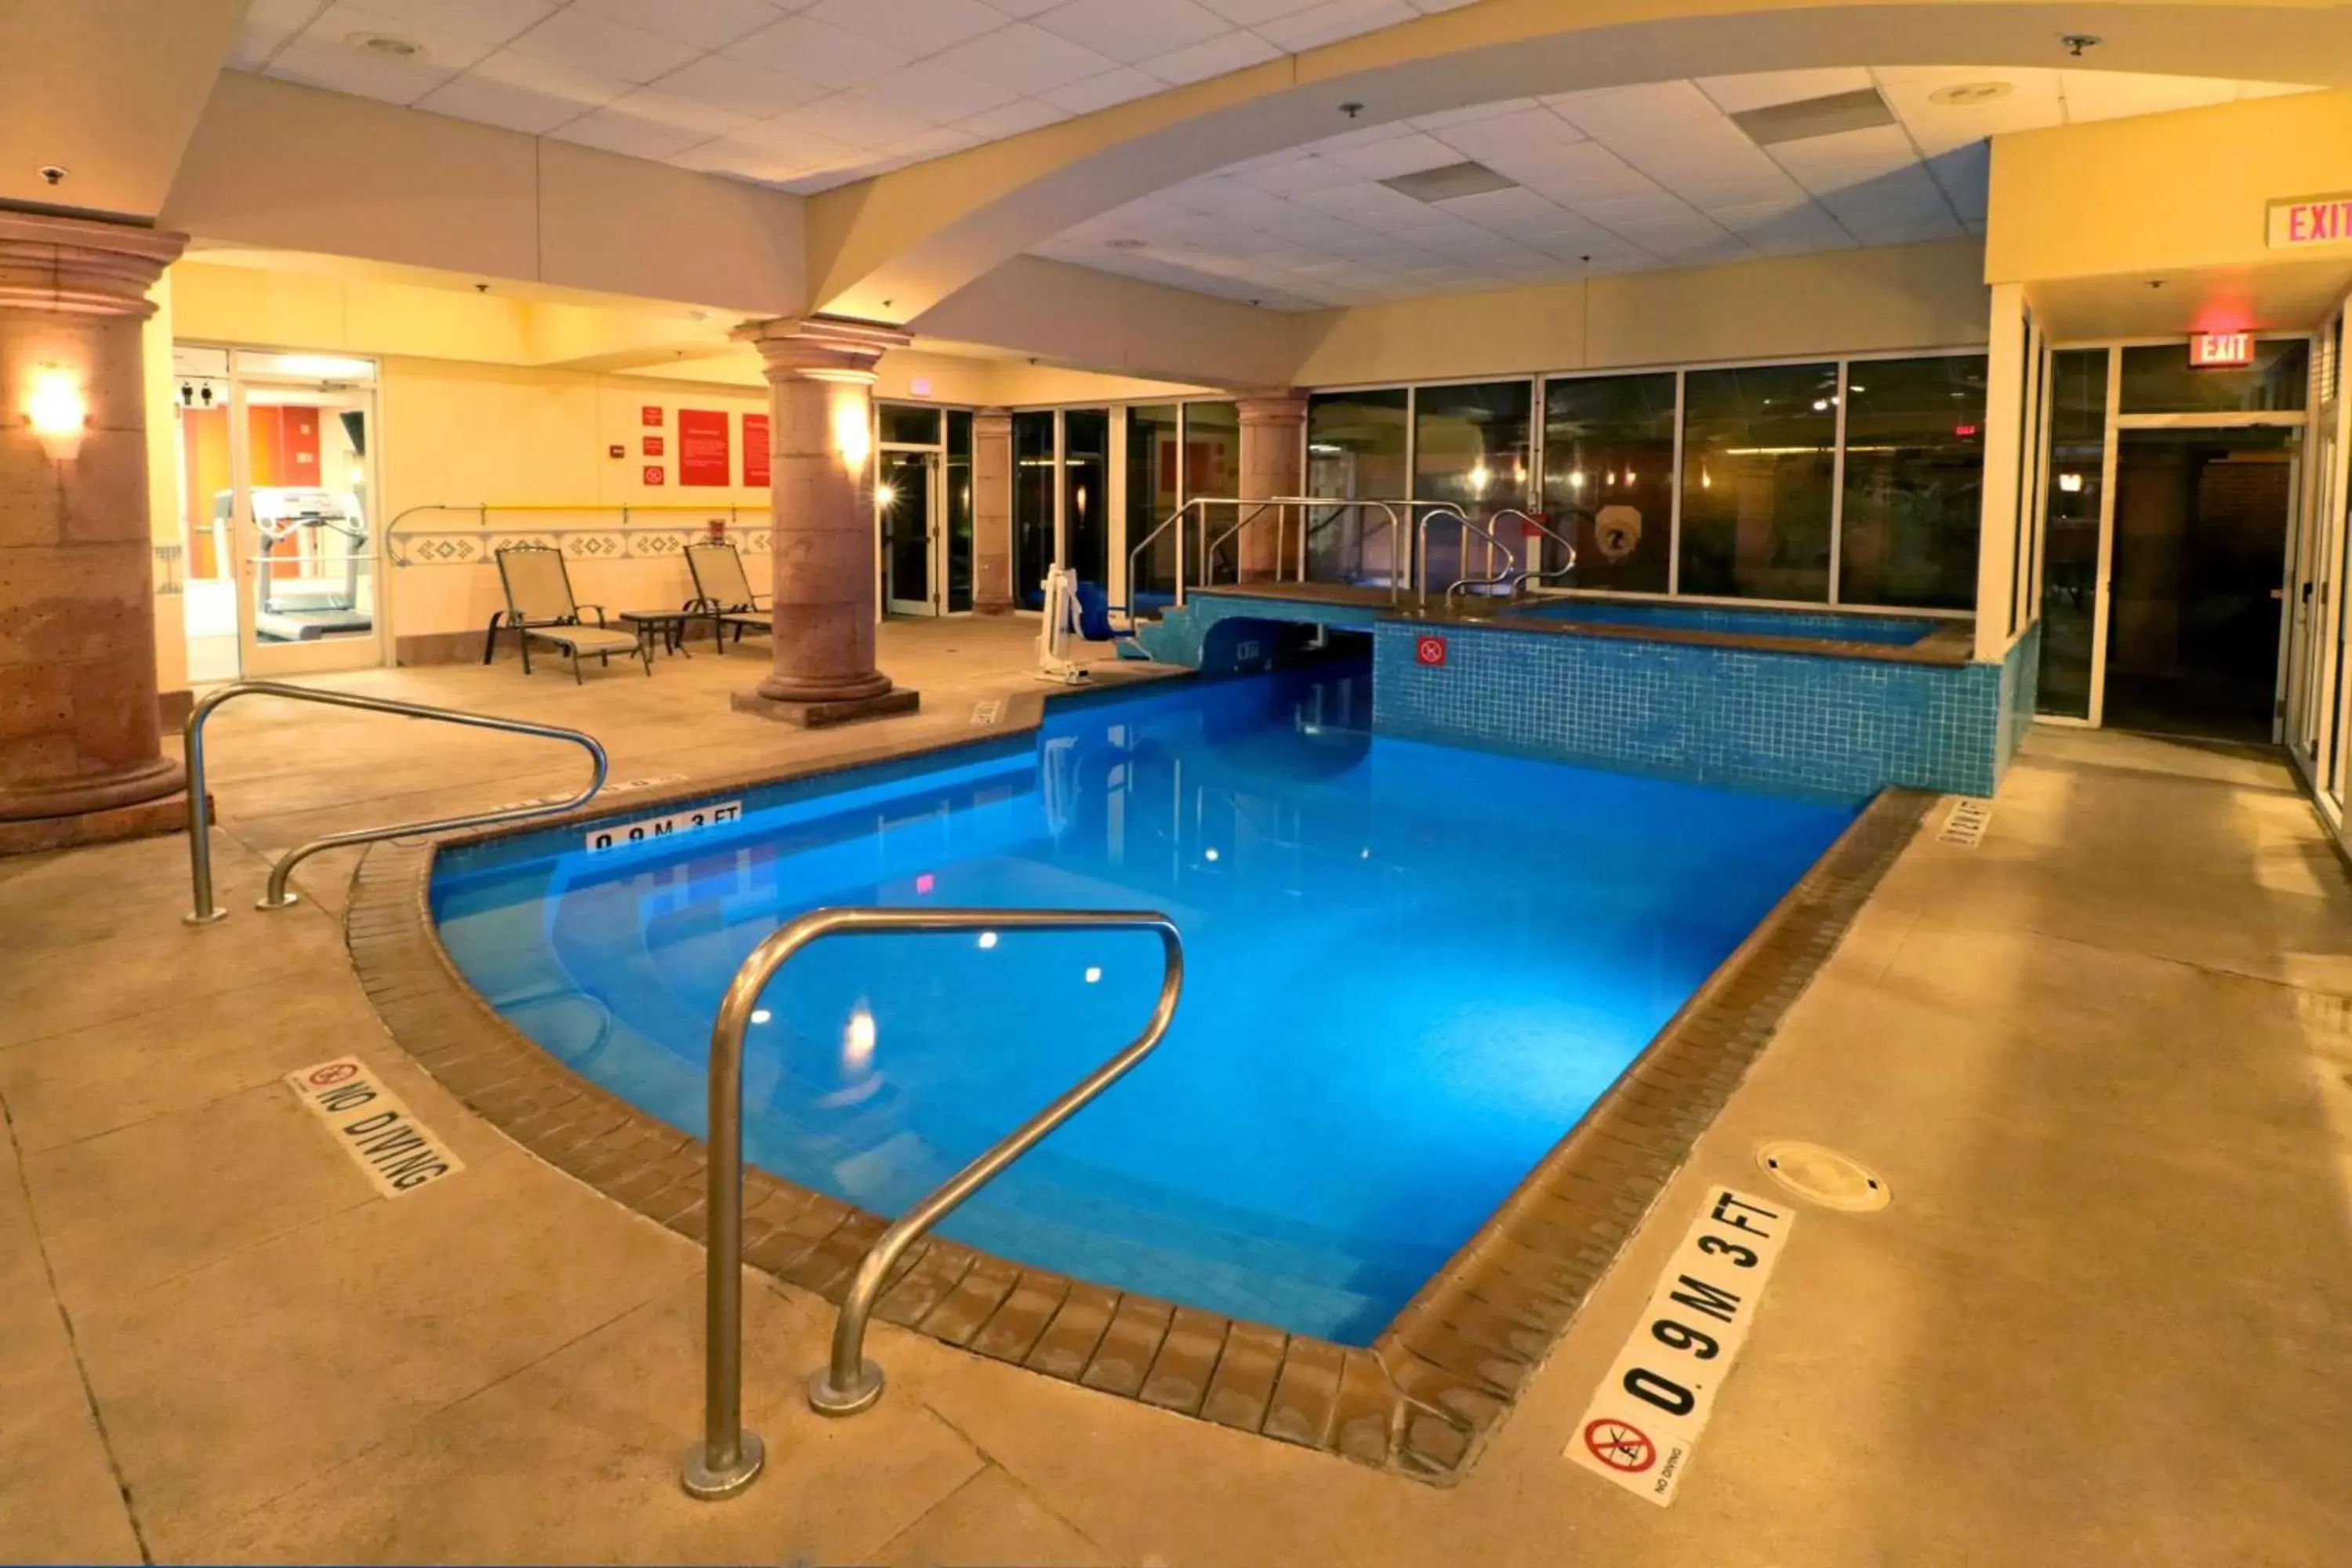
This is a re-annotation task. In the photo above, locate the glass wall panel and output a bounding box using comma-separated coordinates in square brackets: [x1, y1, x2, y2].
[1012, 411, 1054, 610]
[1541, 372, 1675, 593]
[1679, 362, 1838, 601]
[1305, 389, 1408, 586]
[1414, 381, 1533, 588]
[877, 404, 941, 446]
[2118, 340, 2309, 413]
[1837, 354, 1988, 609]
[1126, 404, 1181, 602]
[946, 409, 974, 612]
[1062, 408, 1110, 590]
[2036, 350, 2107, 718]
[1185, 401, 1241, 584]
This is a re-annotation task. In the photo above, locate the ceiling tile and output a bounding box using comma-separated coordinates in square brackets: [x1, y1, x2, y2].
[1428, 106, 1582, 164]
[507, 7, 701, 84]
[232, 0, 328, 68]
[771, 82, 943, 145]
[1544, 81, 1717, 138]
[723, 15, 913, 90]
[648, 53, 830, 119]
[1694, 67, 1873, 113]
[1194, 0, 1323, 21]
[1034, 0, 1232, 63]
[2060, 70, 2235, 124]
[1322, 130, 1464, 179]
[1236, 156, 1360, 196]
[348, 0, 554, 45]
[267, 31, 459, 103]
[1253, 0, 1417, 53]
[1044, 66, 1163, 112]
[1144, 29, 1281, 85]
[600, 85, 750, 138]
[956, 98, 1072, 138]
[1408, 97, 1537, 131]
[413, 73, 589, 132]
[302, 0, 499, 70]
[802, 0, 1014, 59]
[867, 61, 1025, 121]
[567, 0, 785, 53]
[926, 22, 1115, 94]
[550, 105, 714, 158]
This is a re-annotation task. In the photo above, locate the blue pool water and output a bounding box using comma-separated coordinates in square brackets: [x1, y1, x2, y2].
[432, 665, 1859, 1343]
[1525, 598, 1939, 646]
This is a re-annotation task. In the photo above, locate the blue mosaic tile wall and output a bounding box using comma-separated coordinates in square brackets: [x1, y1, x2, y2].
[1134, 591, 1380, 671]
[1371, 620, 2012, 797]
[1995, 622, 2042, 781]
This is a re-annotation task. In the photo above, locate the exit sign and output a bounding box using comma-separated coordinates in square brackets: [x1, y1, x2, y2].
[2190, 332, 2253, 369]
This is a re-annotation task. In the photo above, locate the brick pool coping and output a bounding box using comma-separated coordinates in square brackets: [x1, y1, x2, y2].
[343, 687, 1931, 1484]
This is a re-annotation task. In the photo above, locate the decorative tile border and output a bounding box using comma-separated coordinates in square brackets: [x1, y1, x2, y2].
[343, 686, 1929, 1485]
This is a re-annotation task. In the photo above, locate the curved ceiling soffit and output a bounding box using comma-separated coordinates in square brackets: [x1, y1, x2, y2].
[811, 0, 2352, 325]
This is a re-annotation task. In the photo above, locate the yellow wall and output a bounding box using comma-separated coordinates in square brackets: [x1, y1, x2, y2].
[1293, 238, 1990, 387]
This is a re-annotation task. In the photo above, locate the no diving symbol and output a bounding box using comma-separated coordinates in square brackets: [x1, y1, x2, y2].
[1414, 634, 1447, 668]
[307, 1062, 359, 1088]
[1584, 1417, 1656, 1473]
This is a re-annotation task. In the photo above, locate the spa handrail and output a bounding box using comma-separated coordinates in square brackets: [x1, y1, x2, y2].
[1120, 497, 1208, 619]
[181, 681, 608, 924]
[1195, 500, 1282, 592]
[1493, 507, 1583, 590]
[1417, 506, 1529, 603]
[684, 906, 1185, 1501]
[1291, 499, 1406, 597]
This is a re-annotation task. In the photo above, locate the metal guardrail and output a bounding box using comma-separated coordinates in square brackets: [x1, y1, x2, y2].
[684, 906, 1185, 1501]
[1496, 506, 1584, 591]
[181, 681, 608, 924]
[1417, 506, 1530, 603]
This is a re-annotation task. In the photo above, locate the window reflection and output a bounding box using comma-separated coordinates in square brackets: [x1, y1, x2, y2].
[1063, 408, 1110, 592]
[1541, 373, 1676, 593]
[1679, 364, 1837, 601]
[2036, 350, 2108, 719]
[1126, 404, 1181, 599]
[1415, 381, 1533, 589]
[1837, 354, 1989, 610]
[1305, 389, 1410, 586]
[1012, 412, 1054, 610]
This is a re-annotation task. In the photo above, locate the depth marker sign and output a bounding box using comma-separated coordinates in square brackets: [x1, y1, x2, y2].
[286, 1058, 464, 1199]
[1566, 1187, 1792, 1506]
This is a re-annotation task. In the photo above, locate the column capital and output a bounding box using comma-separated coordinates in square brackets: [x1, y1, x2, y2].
[0, 212, 185, 319]
[731, 314, 913, 383]
[1236, 387, 1308, 424]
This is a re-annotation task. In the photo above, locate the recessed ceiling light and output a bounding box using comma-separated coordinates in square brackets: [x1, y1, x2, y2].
[348, 31, 422, 58]
[1929, 81, 2015, 106]
[1382, 160, 1519, 203]
[1732, 88, 1896, 147]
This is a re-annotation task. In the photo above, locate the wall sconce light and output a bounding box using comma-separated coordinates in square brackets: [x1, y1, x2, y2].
[827, 383, 871, 475]
[26, 366, 87, 461]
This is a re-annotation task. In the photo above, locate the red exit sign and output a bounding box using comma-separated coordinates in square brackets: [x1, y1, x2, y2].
[2190, 332, 2253, 368]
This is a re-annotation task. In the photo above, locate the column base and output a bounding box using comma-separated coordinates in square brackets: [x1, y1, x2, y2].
[731, 687, 921, 729]
[0, 789, 193, 858]
[973, 601, 1016, 616]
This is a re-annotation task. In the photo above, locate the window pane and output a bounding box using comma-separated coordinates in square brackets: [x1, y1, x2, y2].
[1013, 411, 1054, 610]
[1414, 381, 1533, 589]
[1184, 401, 1241, 584]
[1541, 372, 1675, 593]
[1837, 354, 1987, 609]
[2118, 339, 2308, 413]
[1125, 405, 1180, 599]
[1305, 389, 1407, 586]
[2037, 350, 2107, 718]
[1063, 408, 1109, 590]
[1679, 363, 1836, 601]
[877, 403, 940, 445]
[946, 409, 973, 612]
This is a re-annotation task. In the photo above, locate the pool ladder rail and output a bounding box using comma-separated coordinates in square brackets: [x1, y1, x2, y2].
[179, 681, 609, 924]
[684, 906, 1185, 1502]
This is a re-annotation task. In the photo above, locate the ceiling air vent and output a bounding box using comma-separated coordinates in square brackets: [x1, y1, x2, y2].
[1731, 87, 1896, 146]
[1380, 161, 1519, 203]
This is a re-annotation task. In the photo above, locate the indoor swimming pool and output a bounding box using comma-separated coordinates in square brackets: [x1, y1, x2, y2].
[1522, 598, 1941, 646]
[431, 664, 1860, 1344]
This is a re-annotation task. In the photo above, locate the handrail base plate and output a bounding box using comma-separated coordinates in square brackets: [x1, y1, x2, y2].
[680, 1432, 765, 1500]
[807, 1360, 884, 1417]
[184, 908, 228, 927]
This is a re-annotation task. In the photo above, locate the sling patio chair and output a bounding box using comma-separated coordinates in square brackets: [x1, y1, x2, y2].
[684, 539, 771, 651]
[488, 543, 652, 682]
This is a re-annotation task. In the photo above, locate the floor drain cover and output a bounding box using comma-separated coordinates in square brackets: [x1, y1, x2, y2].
[1758, 1141, 1890, 1211]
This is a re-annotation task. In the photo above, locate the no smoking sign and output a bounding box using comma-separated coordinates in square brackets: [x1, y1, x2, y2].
[1414, 634, 1447, 667]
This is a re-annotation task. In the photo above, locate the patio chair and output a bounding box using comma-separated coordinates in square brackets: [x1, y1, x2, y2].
[488, 543, 651, 682]
[684, 539, 771, 648]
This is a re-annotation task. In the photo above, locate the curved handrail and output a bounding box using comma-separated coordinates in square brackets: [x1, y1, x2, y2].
[1197, 500, 1281, 590]
[683, 906, 1185, 1501]
[1121, 497, 1207, 621]
[1414, 506, 1528, 603]
[182, 681, 608, 924]
[1294, 499, 1406, 597]
[1493, 506, 1584, 590]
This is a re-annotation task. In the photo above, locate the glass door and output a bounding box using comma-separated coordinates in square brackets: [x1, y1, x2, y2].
[228, 365, 383, 678]
[880, 448, 943, 616]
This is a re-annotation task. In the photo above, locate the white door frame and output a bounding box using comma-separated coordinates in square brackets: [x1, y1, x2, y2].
[878, 444, 945, 616]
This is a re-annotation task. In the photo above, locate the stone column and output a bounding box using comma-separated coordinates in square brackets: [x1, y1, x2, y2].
[1236, 389, 1307, 582]
[971, 408, 1014, 615]
[0, 212, 188, 854]
[730, 314, 920, 727]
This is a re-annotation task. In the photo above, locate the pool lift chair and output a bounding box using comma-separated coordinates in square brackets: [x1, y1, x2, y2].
[684, 539, 772, 650]
[489, 543, 653, 682]
[1036, 568, 1150, 684]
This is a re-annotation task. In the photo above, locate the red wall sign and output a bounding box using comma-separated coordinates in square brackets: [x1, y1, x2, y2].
[678, 408, 731, 487]
[643, 466, 666, 486]
[1414, 634, 1448, 667]
[2190, 331, 2253, 369]
[743, 412, 771, 487]
[642, 435, 664, 457]
[641, 405, 664, 427]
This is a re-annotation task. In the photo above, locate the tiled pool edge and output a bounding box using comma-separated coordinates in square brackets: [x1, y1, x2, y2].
[344, 723, 1931, 1485]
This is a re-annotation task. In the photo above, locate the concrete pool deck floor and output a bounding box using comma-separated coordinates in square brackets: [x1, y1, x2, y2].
[3, 617, 2350, 1564]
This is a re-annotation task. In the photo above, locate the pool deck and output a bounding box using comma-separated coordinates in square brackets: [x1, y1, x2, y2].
[5, 616, 2351, 1564]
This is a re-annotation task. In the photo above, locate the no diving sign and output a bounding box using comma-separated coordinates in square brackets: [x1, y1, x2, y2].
[286, 1058, 463, 1199]
[1566, 1187, 1792, 1505]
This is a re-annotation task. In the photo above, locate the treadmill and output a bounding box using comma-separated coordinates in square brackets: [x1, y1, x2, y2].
[225, 487, 374, 642]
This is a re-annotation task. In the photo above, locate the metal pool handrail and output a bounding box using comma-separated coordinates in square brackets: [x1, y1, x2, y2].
[1290, 498, 1407, 598]
[684, 906, 1185, 1501]
[182, 681, 608, 924]
[1493, 507, 1583, 590]
[1120, 497, 1204, 619]
[1416, 506, 1528, 604]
